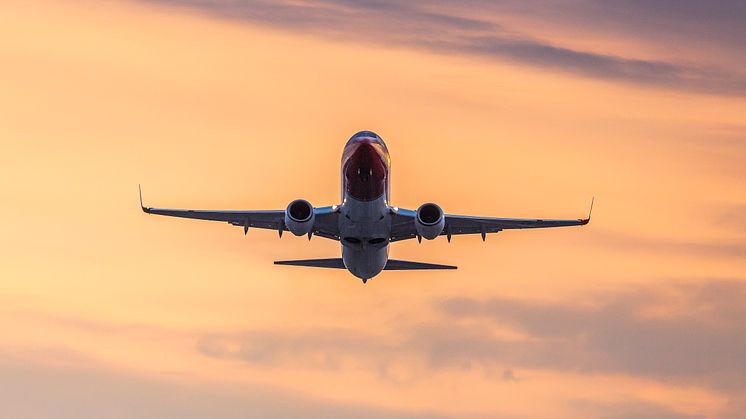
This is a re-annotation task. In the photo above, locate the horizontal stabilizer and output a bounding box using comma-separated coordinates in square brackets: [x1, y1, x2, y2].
[274, 258, 456, 270]
[384, 259, 457, 270]
[274, 258, 346, 269]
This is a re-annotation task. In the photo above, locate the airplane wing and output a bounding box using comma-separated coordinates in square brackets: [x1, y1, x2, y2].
[389, 199, 592, 242]
[139, 187, 341, 241]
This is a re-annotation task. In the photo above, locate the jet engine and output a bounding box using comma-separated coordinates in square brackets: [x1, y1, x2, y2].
[415, 203, 445, 240]
[285, 199, 315, 236]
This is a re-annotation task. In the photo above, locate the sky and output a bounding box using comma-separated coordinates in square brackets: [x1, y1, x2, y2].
[1, 0, 745, 417]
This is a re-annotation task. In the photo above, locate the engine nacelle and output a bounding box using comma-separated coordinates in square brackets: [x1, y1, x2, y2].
[285, 199, 315, 236]
[415, 203, 445, 240]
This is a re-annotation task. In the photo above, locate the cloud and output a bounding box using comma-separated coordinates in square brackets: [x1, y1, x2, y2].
[140, 0, 746, 95]
[197, 327, 390, 371]
[440, 280, 746, 388]
[0, 350, 446, 419]
[574, 399, 705, 419]
[540, 0, 746, 48]
[198, 280, 746, 393]
[711, 204, 746, 232]
[585, 230, 746, 260]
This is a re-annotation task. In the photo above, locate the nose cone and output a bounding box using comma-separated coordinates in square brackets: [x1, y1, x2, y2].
[350, 130, 379, 141]
[345, 131, 388, 150]
[344, 140, 387, 201]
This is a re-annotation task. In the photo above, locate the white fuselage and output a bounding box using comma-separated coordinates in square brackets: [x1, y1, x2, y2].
[337, 131, 392, 280]
[339, 195, 391, 280]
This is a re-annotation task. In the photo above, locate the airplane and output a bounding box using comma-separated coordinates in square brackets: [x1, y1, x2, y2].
[140, 130, 592, 283]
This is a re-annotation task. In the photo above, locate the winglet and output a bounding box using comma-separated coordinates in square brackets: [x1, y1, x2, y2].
[139, 184, 151, 213]
[580, 196, 594, 225]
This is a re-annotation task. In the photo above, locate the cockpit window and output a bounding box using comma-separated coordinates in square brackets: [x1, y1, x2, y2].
[345, 131, 389, 155]
[353, 130, 377, 139]
[341, 131, 390, 201]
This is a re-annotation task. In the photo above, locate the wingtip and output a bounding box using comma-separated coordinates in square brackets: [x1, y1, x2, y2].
[580, 196, 594, 225]
[139, 184, 150, 213]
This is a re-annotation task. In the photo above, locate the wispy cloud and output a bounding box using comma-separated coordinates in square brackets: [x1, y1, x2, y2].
[198, 280, 746, 391]
[441, 280, 746, 388]
[141, 0, 746, 95]
[711, 204, 746, 232]
[0, 349, 446, 419]
[573, 399, 705, 419]
[586, 230, 746, 260]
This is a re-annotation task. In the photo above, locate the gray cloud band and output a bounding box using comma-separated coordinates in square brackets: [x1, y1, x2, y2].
[198, 280, 746, 391]
[143, 0, 746, 95]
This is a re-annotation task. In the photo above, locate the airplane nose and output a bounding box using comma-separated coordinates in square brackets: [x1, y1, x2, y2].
[344, 141, 387, 201]
[354, 140, 381, 159]
[346, 131, 387, 150]
[352, 130, 379, 140]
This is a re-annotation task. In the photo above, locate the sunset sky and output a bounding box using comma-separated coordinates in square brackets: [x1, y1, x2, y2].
[1, 0, 745, 417]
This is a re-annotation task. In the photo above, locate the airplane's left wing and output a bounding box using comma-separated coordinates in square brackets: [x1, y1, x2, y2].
[390, 200, 592, 242]
[139, 187, 340, 241]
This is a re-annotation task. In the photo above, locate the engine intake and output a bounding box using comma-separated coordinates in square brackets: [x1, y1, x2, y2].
[415, 203, 445, 240]
[285, 199, 315, 236]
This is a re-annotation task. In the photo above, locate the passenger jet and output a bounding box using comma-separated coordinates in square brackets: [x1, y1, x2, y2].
[141, 131, 592, 283]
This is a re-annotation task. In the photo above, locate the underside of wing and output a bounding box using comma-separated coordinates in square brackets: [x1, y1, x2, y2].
[390, 199, 592, 242]
[139, 186, 340, 240]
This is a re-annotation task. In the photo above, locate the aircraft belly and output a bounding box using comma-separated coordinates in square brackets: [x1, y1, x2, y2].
[342, 245, 388, 281]
[339, 195, 391, 281]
